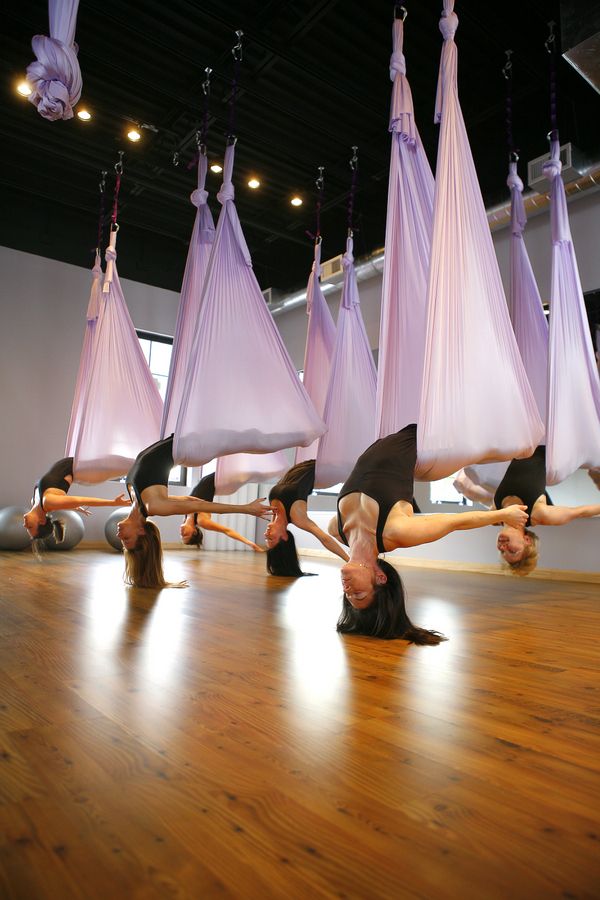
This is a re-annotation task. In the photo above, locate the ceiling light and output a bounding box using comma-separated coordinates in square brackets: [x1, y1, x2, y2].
[210, 163, 223, 173]
[127, 128, 141, 142]
[290, 196, 303, 207]
[248, 178, 260, 189]
[77, 109, 92, 121]
[17, 81, 32, 97]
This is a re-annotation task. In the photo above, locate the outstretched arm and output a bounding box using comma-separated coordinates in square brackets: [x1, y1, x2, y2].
[42, 492, 130, 513]
[293, 513, 349, 562]
[198, 516, 265, 552]
[387, 505, 528, 549]
[146, 495, 273, 519]
[535, 503, 600, 526]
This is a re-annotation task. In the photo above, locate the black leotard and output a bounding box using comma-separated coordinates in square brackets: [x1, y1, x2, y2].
[190, 473, 216, 524]
[494, 446, 551, 527]
[337, 424, 417, 553]
[269, 460, 315, 520]
[36, 458, 74, 510]
[126, 436, 174, 518]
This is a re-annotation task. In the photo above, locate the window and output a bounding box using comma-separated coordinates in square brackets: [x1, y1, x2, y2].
[430, 474, 473, 506]
[136, 329, 187, 486]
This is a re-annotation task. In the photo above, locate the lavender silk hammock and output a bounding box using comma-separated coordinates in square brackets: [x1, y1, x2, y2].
[376, 15, 434, 440]
[72, 230, 163, 482]
[295, 239, 336, 464]
[315, 237, 377, 488]
[215, 450, 288, 496]
[544, 139, 600, 483]
[174, 141, 325, 467]
[506, 161, 549, 425]
[416, 2, 543, 480]
[26, 0, 82, 121]
[64, 252, 102, 457]
[161, 153, 215, 438]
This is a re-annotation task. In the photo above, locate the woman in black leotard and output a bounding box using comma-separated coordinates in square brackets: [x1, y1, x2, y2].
[117, 436, 272, 588]
[23, 457, 129, 543]
[493, 446, 600, 575]
[180, 473, 265, 552]
[265, 460, 349, 576]
[328, 425, 530, 643]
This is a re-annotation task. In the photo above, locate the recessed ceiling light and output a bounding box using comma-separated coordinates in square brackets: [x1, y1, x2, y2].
[17, 81, 32, 97]
[210, 163, 223, 173]
[77, 109, 92, 121]
[127, 128, 141, 142]
[248, 178, 260, 189]
[290, 196, 303, 207]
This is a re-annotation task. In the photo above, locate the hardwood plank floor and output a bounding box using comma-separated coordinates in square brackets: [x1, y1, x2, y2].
[0, 549, 599, 899]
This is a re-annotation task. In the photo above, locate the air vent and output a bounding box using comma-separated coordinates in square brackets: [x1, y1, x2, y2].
[320, 254, 344, 284]
[527, 142, 585, 190]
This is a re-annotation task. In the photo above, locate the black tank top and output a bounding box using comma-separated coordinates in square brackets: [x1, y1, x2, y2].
[337, 425, 417, 553]
[126, 436, 174, 517]
[36, 458, 73, 510]
[494, 446, 549, 527]
[269, 460, 315, 520]
[190, 473, 216, 523]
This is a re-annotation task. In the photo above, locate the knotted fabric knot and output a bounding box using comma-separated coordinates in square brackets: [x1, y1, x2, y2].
[190, 188, 208, 207]
[26, 35, 82, 121]
[542, 157, 562, 179]
[439, 11, 458, 41]
[217, 182, 235, 204]
[389, 51, 406, 80]
[506, 164, 523, 193]
[105, 246, 117, 262]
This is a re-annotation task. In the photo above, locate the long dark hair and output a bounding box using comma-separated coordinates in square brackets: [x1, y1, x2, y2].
[336, 559, 445, 644]
[31, 516, 65, 555]
[183, 518, 204, 548]
[266, 530, 315, 577]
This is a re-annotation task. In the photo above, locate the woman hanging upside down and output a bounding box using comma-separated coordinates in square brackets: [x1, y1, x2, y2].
[23, 457, 130, 547]
[118, 436, 272, 588]
[493, 446, 600, 575]
[328, 425, 530, 643]
[180, 472, 265, 552]
[265, 460, 349, 576]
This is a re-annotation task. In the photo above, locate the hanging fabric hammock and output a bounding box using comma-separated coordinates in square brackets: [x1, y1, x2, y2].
[64, 252, 102, 457]
[295, 238, 336, 464]
[506, 165, 549, 426]
[161, 152, 215, 438]
[315, 235, 377, 488]
[26, 0, 82, 121]
[174, 141, 325, 467]
[544, 138, 600, 483]
[72, 228, 163, 482]
[215, 450, 289, 496]
[376, 13, 434, 439]
[416, 1, 543, 480]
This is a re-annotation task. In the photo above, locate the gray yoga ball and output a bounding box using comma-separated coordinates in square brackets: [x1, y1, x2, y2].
[104, 507, 130, 551]
[0, 506, 31, 551]
[42, 510, 85, 551]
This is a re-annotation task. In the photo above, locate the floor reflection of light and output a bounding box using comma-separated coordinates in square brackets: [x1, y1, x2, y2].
[141, 594, 186, 686]
[84, 569, 128, 650]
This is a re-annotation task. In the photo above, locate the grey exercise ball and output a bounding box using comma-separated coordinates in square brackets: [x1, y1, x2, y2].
[0, 506, 31, 551]
[41, 510, 85, 551]
[104, 507, 130, 551]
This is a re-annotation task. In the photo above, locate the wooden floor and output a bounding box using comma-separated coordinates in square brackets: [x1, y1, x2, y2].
[0, 549, 599, 900]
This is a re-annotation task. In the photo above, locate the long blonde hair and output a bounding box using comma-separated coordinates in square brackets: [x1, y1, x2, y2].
[502, 529, 540, 577]
[123, 521, 187, 589]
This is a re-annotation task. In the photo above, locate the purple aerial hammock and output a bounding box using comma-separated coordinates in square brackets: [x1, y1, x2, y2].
[416, 0, 543, 480]
[71, 154, 163, 483]
[295, 167, 336, 466]
[315, 148, 377, 489]
[173, 32, 324, 468]
[542, 23, 600, 484]
[376, 7, 434, 442]
[26, 0, 82, 121]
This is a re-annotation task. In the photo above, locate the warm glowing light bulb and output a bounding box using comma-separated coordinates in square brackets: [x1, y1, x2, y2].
[77, 109, 92, 121]
[248, 178, 260, 189]
[17, 81, 32, 97]
[290, 196, 303, 207]
[210, 163, 223, 173]
[127, 128, 141, 142]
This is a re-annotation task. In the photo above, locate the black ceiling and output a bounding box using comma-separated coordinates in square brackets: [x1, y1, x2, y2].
[2, 1, 599, 297]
